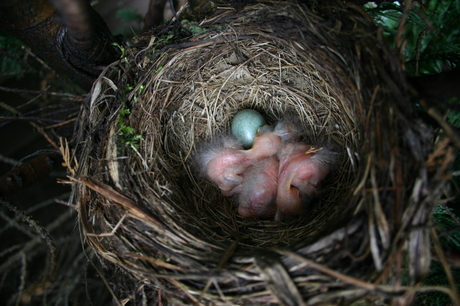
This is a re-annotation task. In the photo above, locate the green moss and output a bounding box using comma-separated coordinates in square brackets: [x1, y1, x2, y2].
[117, 107, 144, 152]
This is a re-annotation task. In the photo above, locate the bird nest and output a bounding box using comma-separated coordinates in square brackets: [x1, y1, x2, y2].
[69, 0, 454, 304]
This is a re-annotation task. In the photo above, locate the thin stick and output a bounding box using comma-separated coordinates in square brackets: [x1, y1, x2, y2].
[421, 100, 460, 150]
[85, 214, 127, 237]
[277, 249, 378, 292]
[430, 226, 460, 305]
[0, 86, 83, 98]
[278, 249, 460, 303]
[0, 200, 57, 303]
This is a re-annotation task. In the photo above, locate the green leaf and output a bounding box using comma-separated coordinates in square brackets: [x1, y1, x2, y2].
[115, 8, 143, 23]
[119, 108, 131, 116]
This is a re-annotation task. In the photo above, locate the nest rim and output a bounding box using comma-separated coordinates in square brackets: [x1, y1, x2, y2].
[68, 1, 452, 304]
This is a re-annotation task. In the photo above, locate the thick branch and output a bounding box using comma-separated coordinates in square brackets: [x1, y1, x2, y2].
[49, 0, 95, 48]
[143, 0, 168, 31]
[51, 0, 121, 83]
[143, 0, 180, 32]
[0, 0, 120, 91]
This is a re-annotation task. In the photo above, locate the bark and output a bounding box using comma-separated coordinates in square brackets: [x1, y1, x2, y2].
[0, 0, 120, 91]
[143, 0, 180, 32]
[144, 0, 168, 31]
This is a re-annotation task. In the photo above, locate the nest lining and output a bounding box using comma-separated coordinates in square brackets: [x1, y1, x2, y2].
[125, 11, 359, 249]
[70, 0, 451, 304]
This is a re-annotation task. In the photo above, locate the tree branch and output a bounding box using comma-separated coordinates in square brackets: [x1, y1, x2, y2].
[49, 0, 95, 48]
[0, 0, 120, 91]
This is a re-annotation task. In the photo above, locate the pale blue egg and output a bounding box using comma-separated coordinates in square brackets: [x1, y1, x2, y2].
[231, 109, 266, 149]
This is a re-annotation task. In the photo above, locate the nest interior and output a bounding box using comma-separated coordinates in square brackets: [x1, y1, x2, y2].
[71, 0, 450, 304]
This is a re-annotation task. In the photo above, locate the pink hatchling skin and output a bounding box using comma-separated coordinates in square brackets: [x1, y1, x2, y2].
[238, 156, 279, 219]
[201, 130, 282, 197]
[275, 143, 334, 219]
[199, 120, 336, 220]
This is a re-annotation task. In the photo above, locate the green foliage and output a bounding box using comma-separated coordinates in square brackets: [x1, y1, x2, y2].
[112, 42, 126, 58]
[418, 260, 460, 306]
[117, 107, 144, 152]
[114, 8, 144, 38]
[116, 8, 144, 24]
[180, 19, 208, 35]
[446, 106, 460, 217]
[416, 206, 460, 305]
[0, 31, 28, 79]
[365, 0, 460, 76]
[447, 109, 460, 129]
[365, 1, 460, 304]
[433, 205, 460, 250]
[117, 81, 146, 152]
